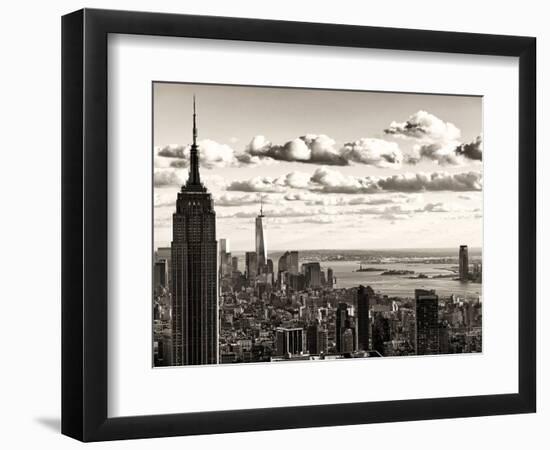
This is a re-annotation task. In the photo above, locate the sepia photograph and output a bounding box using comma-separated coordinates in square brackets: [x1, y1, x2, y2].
[152, 82, 483, 367]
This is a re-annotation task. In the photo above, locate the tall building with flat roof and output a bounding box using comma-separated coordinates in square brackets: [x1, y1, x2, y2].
[459, 245, 469, 281]
[156, 247, 172, 285]
[415, 289, 439, 355]
[303, 262, 321, 289]
[245, 251, 258, 280]
[289, 251, 299, 275]
[154, 260, 167, 294]
[278, 251, 289, 274]
[327, 267, 334, 288]
[306, 322, 319, 354]
[219, 238, 231, 277]
[171, 97, 218, 366]
[342, 328, 355, 353]
[357, 285, 373, 351]
[336, 302, 354, 353]
[372, 313, 390, 356]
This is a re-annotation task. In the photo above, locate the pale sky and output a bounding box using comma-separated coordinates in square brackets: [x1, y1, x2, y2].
[153, 82, 483, 251]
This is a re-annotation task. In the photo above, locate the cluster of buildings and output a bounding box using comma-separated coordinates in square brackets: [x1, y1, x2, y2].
[152, 100, 482, 367]
[214, 277, 481, 364]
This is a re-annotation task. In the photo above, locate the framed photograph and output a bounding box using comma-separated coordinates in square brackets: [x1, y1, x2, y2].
[62, 8, 536, 442]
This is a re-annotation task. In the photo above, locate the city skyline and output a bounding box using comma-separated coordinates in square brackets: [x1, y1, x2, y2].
[153, 85, 483, 368]
[154, 83, 483, 250]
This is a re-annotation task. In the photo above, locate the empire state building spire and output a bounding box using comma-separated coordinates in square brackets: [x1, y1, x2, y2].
[186, 95, 203, 189]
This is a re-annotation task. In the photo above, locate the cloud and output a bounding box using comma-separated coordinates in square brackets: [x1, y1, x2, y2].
[376, 171, 482, 192]
[284, 192, 318, 202]
[226, 167, 482, 194]
[246, 134, 346, 165]
[311, 168, 482, 194]
[281, 171, 312, 189]
[154, 170, 227, 188]
[154, 216, 172, 228]
[157, 140, 241, 169]
[419, 202, 451, 213]
[283, 192, 400, 206]
[385, 110, 461, 142]
[348, 197, 400, 206]
[214, 193, 280, 207]
[340, 138, 403, 168]
[157, 145, 186, 159]
[385, 111, 482, 166]
[219, 207, 315, 219]
[226, 176, 286, 193]
[155, 140, 276, 169]
[244, 134, 403, 168]
[407, 136, 483, 166]
[154, 169, 184, 187]
[310, 167, 379, 194]
[300, 216, 334, 224]
[214, 194, 260, 207]
[455, 135, 483, 161]
[154, 198, 175, 209]
[376, 212, 408, 221]
[407, 142, 464, 166]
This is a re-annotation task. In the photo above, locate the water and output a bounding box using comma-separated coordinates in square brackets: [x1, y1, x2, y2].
[326, 260, 481, 299]
[231, 248, 482, 300]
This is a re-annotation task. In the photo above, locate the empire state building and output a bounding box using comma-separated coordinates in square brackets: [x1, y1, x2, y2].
[171, 97, 218, 365]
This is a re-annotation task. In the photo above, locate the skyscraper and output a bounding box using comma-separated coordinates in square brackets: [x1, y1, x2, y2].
[153, 259, 167, 293]
[318, 328, 328, 354]
[219, 238, 230, 277]
[459, 245, 469, 281]
[171, 97, 218, 366]
[278, 251, 289, 274]
[415, 289, 439, 355]
[303, 262, 321, 289]
[245, 251, 258, 280]
[255, 198, 267, 273]
[289, 251, 299, 275]
[342, 328, 355, 353]
[372, 313, 390, 356]
[156, 247, 172, 286]
[357, 285, 373, 351]
[266, 258, 274, 285]
[306, 322, 319, 354]
[327, 267, 334, 288]
[336, 302, 354, 353]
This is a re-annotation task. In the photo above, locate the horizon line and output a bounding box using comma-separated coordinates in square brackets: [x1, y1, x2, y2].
[155, 245, 483, 252]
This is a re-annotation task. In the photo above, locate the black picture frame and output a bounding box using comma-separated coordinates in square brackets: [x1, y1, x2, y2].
[61, 8, 536, 442]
